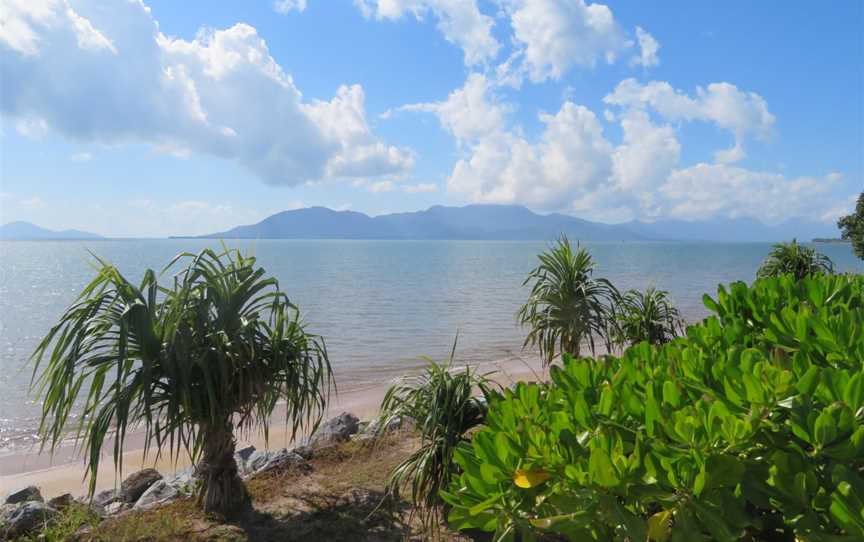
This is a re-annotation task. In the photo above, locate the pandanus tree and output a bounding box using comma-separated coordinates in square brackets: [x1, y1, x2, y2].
[31, 248, 332, 517]
[374, 340, 494, 533]
[756, 239, 835, 281]
[517, 237, 617, 364]
[611, 287, 684, 347]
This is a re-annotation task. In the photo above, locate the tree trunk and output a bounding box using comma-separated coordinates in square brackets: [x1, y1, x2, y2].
[196, 421, 249, 518]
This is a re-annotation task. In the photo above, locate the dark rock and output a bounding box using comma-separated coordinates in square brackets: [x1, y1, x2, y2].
[236, 445, 256, 462]
[4, 486, 43, 505]
[92, 488, 120, 507]
[120, 468, 163, 503]
[292, 445, 314, 460]
[2, 501, 57, 539]
[134, 480, 179, 510]
[307, 412, 360, 448]
[47, 493, 73, 510]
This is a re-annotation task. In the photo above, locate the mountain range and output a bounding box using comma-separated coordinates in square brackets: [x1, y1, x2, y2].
[0, 221, 103, 240]
[196, 205, 840, 243]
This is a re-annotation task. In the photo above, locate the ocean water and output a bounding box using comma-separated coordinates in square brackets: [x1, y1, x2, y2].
[1, 239, 861, 454]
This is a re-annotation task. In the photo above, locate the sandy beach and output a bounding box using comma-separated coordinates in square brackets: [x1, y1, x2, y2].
[0, 356, 545, 500]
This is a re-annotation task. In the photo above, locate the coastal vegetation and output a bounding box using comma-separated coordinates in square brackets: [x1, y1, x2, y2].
[756, 239, 835, 280]
[8, 239, 863, 541]
[30, 247, 332, 518]
[838, 192, 864, 260]
[374, 343, 494, 532]
[517, 237, 617, 364]
[610, 287, 683, 347]
[444, 273, 864, 541]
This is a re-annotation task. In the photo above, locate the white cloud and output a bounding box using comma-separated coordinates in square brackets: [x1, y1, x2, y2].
[713, 142, 746, 164]
[0, 0, 115, 56]
[1, 0, 412, 186]
[605, 79, 775, 140]
[630, 26, 659, 68]
[398, 73, 508, 142]
[273, 0, 307, 14]
[403, 183, 438, 193]
[659, 166, 842, 224]
[609, 109, 680, 217]
[406, 73, 840, 224]
[354, 0, 499, 65]
[820, 193, 857, 223]
[499, 0, 630, 83]
[70, 151, 92, 162]
[604, 79, 775, 164]
[447, 102, 613, 209]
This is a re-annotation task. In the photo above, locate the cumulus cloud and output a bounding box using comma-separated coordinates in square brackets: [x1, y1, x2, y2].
[660, 166, 842, 223]
[354, 0, 499, 65]
[605, 79, 775, 151]
[499, 0, 631, 83]
[398, 73, 508, 142]
[405, 74, 840, 223]
[1, 0, 413, 186]
[630, 26, 659, 68]
[445, 99, 614, 209]
[273, 0, 307, 13]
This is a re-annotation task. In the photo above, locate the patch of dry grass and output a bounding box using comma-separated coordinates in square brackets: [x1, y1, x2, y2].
[60, 433, 480, 542]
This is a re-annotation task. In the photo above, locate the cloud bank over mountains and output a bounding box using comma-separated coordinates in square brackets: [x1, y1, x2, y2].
[1, 0, 848, 226]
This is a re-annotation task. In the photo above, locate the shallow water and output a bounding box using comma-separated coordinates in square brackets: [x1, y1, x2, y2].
[1, 239, 861, 454]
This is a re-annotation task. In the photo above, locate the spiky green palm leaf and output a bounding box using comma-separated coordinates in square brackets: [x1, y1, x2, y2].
[612, 287, 683, 347]
[374, 341, 494, 533]
[756, 239, 835, 281]
[517, 237, 617, 364]
[31, 247, 332, 516]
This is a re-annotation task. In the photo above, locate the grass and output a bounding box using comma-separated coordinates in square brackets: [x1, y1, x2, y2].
[24, 434, 479, 541]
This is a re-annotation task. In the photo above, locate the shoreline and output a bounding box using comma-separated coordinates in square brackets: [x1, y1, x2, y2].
[0, 355, 545, 499]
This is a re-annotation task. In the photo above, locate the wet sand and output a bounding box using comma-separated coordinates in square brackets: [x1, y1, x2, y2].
[0, 356, 546, 499]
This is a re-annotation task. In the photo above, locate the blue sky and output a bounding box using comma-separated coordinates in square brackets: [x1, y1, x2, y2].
[0, 0, 861, 237]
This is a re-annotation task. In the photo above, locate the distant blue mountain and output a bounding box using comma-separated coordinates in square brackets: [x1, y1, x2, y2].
[0, 221, 103, 240]
[195, 204, 840, 242]
[199, 205, 644, 241]
[625, 217, 841, 243]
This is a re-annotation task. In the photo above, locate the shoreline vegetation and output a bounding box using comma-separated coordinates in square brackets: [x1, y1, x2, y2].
[2, 231, 864, 540]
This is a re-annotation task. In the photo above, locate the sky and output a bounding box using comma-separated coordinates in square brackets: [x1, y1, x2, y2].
[0, 0, 861, 237]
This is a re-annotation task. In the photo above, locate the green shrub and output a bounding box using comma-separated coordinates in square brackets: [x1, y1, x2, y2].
[442, 274, 864, 541]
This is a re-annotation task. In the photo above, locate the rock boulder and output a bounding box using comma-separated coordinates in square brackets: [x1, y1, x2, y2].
[4, 486, 43, 505]
[307, 412, 360, 449]
[120, 468, 163, 503]
[134, 480, 179, 510]
[2, 501, 57, 539]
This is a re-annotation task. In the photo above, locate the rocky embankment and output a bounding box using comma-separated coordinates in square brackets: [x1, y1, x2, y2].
[0, 412, 402, 540]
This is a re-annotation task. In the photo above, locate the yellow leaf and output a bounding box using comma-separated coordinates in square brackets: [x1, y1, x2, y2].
[647, 509, 673, 542]
[513, 468, 551, 488]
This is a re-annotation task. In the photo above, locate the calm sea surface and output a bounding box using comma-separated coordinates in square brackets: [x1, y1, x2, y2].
[1, 239, 861, 454]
